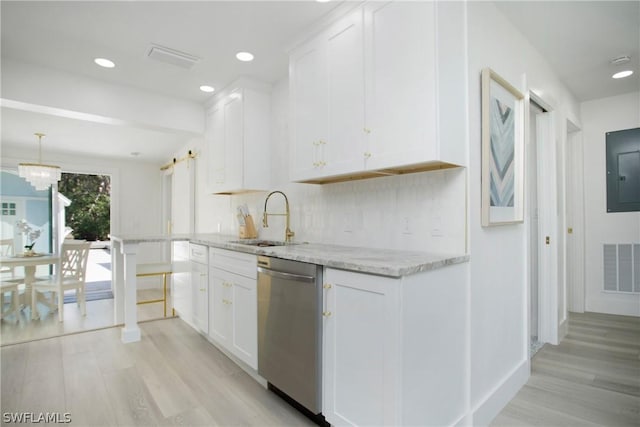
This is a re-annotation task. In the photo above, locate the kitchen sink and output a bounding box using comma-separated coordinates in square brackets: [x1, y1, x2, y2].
[229, 239, 292, 247]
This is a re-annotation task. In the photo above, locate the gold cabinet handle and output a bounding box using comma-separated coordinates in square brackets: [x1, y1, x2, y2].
[363, 128, 371, 134]
[323, 284, 332, 317]
[364, 152, 372, 158]
[545, 236, 550, 245]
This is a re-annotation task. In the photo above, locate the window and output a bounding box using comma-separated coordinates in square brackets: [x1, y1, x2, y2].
[1, 202, 16, 216]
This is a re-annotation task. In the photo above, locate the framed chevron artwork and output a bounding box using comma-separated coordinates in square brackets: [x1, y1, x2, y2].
[481, 68, 525, 226]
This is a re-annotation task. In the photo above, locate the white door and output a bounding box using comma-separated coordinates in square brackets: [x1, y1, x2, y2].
[528, 102, 542, 351]
[566, 128, 586, 313]
[536, 111, 560, 345]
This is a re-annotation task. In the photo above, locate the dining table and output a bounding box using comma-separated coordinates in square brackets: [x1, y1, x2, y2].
[0, 253, 60, 319]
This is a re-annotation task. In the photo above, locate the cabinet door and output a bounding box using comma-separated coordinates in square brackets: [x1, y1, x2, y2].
[208, 105, 225, 192]
[324, 9, 366, 177]
[208, 268, 231, 346]
[172, 271, 192, 324]
[323, 268, 399, 426]
[192, 262, 209, 334]
[364, 1, 436, 170]
[231, 274, 258, 369]
[290, 35, 327, 182]
[172, 242, 193, 324]
[223, 92, 244, 190]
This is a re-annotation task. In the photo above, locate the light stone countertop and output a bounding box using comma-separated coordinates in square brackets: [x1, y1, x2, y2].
[111, 233, 469, 278]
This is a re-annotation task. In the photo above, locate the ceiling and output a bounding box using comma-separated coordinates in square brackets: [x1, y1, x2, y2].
[495, 1, 639, 102]
[1, 1, 638, 163]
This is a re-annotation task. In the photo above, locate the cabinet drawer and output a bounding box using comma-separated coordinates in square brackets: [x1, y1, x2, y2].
[190, 244, 208, 264]
[209, 248, 257, 279]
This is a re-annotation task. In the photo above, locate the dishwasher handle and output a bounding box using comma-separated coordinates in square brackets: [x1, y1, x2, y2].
[257, 266, 316, 283]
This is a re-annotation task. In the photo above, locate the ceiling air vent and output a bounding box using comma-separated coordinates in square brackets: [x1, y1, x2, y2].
[147, 44, 200, 69]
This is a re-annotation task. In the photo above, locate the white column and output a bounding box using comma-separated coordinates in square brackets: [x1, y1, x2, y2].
[112, 239, 124, 325]
[120, 242, 141, 343]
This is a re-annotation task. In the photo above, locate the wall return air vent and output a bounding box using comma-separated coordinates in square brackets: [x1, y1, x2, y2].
[147, 44, 200, 69]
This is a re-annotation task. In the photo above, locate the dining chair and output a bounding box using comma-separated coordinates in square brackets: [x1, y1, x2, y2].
[0, 280, 21, 322]
[0, 238, 16, 277]
[31, 240, 91, 322]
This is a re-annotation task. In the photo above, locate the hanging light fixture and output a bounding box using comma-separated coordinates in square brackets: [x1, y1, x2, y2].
[18, 133, 61, 191]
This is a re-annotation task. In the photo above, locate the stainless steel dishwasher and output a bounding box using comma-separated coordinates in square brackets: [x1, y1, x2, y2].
[257, 255, 323, 416]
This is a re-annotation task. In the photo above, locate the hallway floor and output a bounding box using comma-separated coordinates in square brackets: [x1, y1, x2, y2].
[492, 312, 640, 426]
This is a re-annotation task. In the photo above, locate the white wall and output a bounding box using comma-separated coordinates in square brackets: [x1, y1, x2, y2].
[581, 91, 640, 316]
[466, 2, 580, 425]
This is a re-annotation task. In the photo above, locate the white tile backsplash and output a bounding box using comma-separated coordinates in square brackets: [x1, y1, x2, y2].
[225, 168, 466, 254]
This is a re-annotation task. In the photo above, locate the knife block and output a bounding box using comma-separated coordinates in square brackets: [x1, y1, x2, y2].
[239, 215, 258, 239]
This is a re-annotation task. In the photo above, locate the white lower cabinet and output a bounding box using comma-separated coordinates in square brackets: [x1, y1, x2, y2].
[172, 242, 193, 324]
[208, 249, 258, 369]
[191, 259, 209, 334]
[323, 263, 468, 426]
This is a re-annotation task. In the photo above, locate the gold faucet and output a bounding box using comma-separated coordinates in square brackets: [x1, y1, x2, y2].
[262, 190, 295, 243]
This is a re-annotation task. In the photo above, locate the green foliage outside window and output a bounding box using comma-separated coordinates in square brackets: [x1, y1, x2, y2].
[59, 173, 111, 241]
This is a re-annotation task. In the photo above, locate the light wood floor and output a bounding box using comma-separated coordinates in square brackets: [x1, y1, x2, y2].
[1, 317, 314, 427]
[492, 312, 640, 427]
[1, 289, 172, 346]
[2, 312, 637, 426]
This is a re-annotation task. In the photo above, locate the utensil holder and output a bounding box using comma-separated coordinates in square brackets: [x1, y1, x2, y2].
[239, 215, 257, 239]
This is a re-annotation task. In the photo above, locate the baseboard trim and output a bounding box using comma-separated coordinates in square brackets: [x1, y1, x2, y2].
[470, 359, 529, 426]
[559, 318, 569, 342]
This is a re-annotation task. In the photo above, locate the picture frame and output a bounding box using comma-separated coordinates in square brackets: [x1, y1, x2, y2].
[481, 68, 525, 226]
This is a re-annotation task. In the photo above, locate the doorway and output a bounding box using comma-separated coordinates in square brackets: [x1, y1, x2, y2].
[59, 172, 113, 304]
[528, 100, 544, 356]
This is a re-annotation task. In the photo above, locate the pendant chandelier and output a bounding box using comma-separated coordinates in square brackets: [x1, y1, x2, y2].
[18, 133, 61, 191]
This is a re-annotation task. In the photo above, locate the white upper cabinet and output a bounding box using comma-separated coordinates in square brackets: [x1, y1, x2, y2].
[289, 1, 467, 183]
[363, 1, 436, 171]
[325, 10, 366, 178]
[290, 11, 365, 182]
[290, 36, 327, 182]
[206, 79, 271, 194]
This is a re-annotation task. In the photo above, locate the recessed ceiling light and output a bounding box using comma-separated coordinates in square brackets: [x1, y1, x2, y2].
[200, 85, 215, 93]
[316, 0, 331, 2]
[94, 58, 115, 68]
[612, 70, 634, 79]
[236, 52, 254, 62]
